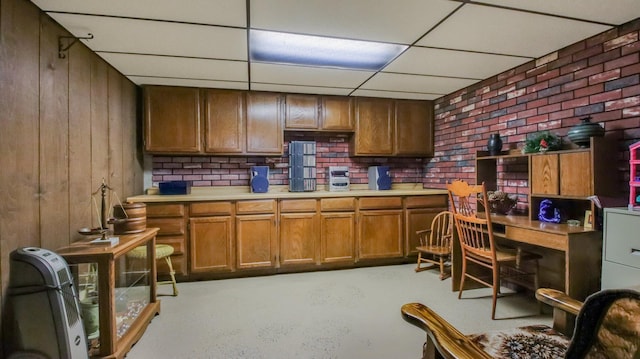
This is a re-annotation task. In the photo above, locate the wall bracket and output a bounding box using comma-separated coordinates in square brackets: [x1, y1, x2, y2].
[58, 33, 93, 59]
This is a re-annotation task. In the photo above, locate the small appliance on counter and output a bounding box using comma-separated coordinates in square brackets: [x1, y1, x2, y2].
[368, 166, 392, 190]
[328, 166, 350, 192]
[250, 166, 270, 193]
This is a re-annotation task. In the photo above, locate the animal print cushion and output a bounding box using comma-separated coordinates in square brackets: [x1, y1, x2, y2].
[468, 325, 569, 359]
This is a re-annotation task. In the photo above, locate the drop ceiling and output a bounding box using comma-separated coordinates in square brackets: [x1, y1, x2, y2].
[31, 0, 640, 100]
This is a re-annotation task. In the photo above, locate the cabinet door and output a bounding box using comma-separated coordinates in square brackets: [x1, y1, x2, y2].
[394, 99, 433, 156]
[320, 212, 355, 263]
[189, 216, 234, 273]
[204, 89, 245, 154]
[144, 86, 202, 153]
[358, 210, 403, 259]
[236, 214, 277, 269]
[560, 152, 592, 196]
[530, 154, 559, 195]
[352, 97, 394, 156]
[405, 208, 440, 257]
[280, 213, 318, 265]
[246, 92, 283, 154]
[285, 94, 319, 130]
[321, 96, 353, 131]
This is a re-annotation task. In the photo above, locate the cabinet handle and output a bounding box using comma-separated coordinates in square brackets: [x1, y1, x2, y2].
[631, 248, 640, 256]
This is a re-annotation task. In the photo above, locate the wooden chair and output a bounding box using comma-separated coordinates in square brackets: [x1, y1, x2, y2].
[446, 179, 540, 319]
[401, 288, 640, 359]
[415, 211, 454, 280]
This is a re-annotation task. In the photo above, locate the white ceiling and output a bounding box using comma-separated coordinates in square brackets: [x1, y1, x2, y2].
[31, 0, 640, 100]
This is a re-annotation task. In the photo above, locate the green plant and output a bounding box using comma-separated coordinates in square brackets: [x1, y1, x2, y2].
[522, 131, 562, 153]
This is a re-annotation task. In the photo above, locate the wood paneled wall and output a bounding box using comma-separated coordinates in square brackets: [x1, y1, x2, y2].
[0, 0, 142, 330]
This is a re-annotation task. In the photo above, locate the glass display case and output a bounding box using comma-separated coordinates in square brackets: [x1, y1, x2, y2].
[57, 228, 160, 359]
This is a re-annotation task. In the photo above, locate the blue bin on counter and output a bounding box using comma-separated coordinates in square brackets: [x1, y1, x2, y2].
[159, 181, 191, 195]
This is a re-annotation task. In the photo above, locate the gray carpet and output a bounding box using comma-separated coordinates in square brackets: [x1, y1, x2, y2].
[127, 263, 551, 358]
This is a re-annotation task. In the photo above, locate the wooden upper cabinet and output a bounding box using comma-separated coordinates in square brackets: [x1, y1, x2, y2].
[204, 89, 245, 154]
[394, 99, 433, 157]
[530, 151, 592, 197]
[144, 86, 202, 153]
[285, 94, 319, 130]
[351, 97, 394, 156]
[246, 92, 283, 155]
[321, 96, 354, 131]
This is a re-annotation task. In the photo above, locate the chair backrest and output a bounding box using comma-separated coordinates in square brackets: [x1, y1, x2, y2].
[428, 211, 454, 248]
[568, 289, 640, 358]
[446, 180, 497, 260]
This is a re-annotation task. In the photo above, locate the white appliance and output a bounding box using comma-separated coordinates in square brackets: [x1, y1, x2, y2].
[328, 166, 350, 191]
[6, 247, 88, 359]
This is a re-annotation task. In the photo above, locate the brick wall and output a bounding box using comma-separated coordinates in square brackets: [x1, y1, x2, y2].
[151, 133, 426, 187]
[429, 18, 640, 205]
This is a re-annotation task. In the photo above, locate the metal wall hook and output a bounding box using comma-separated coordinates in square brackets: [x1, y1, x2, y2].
[58, 33, 93, 59]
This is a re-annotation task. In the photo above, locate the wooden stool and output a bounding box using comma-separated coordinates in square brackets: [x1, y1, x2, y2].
[128, 244, 178, 296]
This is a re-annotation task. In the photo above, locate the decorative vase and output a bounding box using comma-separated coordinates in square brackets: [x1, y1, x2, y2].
[567, 117, 604, 148]
[487, 133, 503, 156]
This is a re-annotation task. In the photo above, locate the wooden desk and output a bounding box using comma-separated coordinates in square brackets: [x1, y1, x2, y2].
[452, 214, 602, 300]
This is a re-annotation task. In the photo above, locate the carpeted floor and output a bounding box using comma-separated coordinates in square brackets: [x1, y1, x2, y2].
[127, 263, 551, 358]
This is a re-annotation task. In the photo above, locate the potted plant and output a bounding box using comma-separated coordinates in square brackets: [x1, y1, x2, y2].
[522, 131, 562, 153]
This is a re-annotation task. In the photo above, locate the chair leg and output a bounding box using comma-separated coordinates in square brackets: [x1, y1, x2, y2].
[458, 258, 467, 299]
[415, 253, 423, 272]
[492, 265, 500, 320]
[438, 257, 449, 280]
[163, 256, 178, 296]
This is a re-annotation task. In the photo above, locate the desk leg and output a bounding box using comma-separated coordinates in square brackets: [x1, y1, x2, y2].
[451, 233, 462, 291]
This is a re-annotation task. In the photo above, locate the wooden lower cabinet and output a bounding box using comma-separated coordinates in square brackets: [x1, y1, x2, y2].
[358, 209, 403, 259]
[280, 212, 318, 266]
[236, 214, 278, 269]
[146, 203, 188, 277]
[189, 216, 234, 273]
[320, 212, 355, 263]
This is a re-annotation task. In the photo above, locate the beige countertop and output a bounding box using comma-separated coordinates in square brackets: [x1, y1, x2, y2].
[127, 183, 448, 203]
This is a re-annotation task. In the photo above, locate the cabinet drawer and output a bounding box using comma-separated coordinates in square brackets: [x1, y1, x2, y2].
[280, 199, 317, 213]
[359, 197, 402, 210]
[604, 210, 640, 269]
[236, 199, 276, 214]
[321, 197, 356, 211]
[504, 226, 567, 251]
[190, 201, 233, 216]
[405, 195, 447, 208]
[147, 217, 185, 236]
[146, 203, 185, 217]
[156, 236, 186, 256]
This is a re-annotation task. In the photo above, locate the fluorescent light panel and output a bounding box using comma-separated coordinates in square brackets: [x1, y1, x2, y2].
[250, 30, 407, 71]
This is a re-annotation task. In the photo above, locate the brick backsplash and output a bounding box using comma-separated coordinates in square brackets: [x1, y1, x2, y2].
[430, 18, 640, 209]
[151, 133, 426, 188]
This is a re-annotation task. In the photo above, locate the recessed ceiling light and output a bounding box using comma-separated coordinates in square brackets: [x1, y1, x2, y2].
[249, 30, 407, 71]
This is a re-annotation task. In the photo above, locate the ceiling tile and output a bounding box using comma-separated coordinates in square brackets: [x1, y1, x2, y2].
[418, 3, 612, 57]
[476, 0, 640, 25]
[99, 53, 248, 82]
[31, 0, 246, 27]
[251, 63, 374, 88]
[250, 0, 460, 44]
[386, 47, 531, 79]
[362, 72, 478, 95]
[128, 76, 249, 90]
[250, 83, 352, 96]
[48, 13, 246, 60]
[351, 89, 442, 100]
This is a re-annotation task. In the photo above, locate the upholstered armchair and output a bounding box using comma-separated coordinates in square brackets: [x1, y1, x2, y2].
[401, 288, 640, 359]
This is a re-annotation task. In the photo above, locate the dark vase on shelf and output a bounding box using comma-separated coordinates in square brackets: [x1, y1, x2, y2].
[487, 133, 503, 156]
[567, 117, 604, 148]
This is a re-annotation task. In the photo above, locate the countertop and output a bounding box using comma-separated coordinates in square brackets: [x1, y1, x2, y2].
[127, 183, 448, 203]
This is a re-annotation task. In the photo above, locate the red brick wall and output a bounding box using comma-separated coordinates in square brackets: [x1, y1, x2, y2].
[429, 18, 640, 203]
[151, 133, 425, 187]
